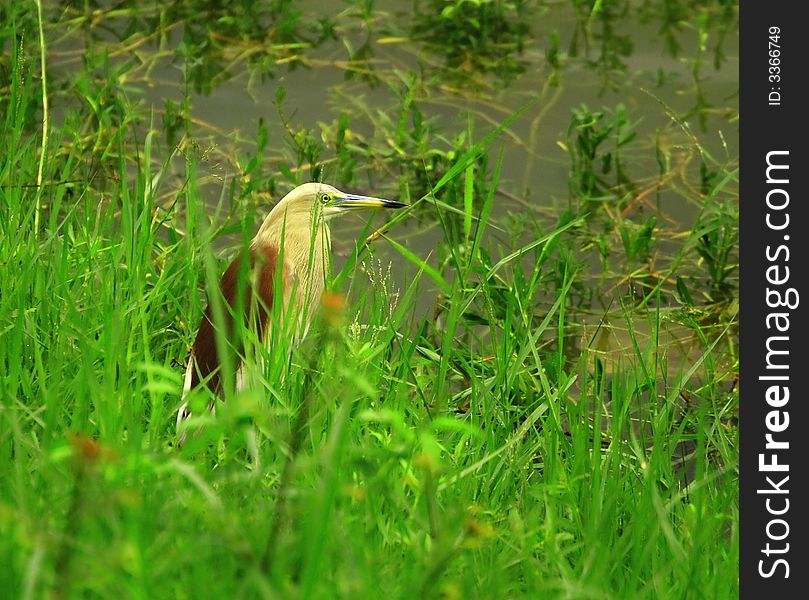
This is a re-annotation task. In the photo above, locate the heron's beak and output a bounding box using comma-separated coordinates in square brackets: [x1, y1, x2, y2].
[333, 193, 408, 210]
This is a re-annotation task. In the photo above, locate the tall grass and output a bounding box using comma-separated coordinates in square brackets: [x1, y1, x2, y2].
[0, 2, 738, 598]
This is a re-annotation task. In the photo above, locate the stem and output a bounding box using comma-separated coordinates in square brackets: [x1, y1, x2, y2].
[35, 0, 49, 234]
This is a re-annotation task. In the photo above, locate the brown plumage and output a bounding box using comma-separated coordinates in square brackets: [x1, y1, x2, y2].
[176, 182, 406, 445]
[185, 244, 280, 396]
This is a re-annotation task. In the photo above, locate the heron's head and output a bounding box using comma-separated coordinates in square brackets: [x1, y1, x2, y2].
[258, 182, 406, 240]
[275, 182, 407, 220]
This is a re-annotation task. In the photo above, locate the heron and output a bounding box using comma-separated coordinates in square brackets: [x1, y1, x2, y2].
[176, 182, 407, 445]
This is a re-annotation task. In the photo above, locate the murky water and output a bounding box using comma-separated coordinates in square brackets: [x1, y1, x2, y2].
[48, 0, 738, 358]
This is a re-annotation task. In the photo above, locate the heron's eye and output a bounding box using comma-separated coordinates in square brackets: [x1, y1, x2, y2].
[319, 193, 331, 205]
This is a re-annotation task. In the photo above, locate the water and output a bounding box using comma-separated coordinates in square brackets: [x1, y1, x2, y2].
[47, 0, 739, 358]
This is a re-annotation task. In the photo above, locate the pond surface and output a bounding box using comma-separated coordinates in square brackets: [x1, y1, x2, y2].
[48, 0, 739, 364]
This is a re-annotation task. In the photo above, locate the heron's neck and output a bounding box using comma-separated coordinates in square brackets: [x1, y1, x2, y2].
[253, 210, 331, 321]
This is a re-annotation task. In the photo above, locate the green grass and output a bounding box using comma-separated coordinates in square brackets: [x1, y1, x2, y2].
[1, 1, 738, 598]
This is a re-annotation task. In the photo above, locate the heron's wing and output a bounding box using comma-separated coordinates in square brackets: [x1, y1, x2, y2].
[177, 244, 285, 441]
